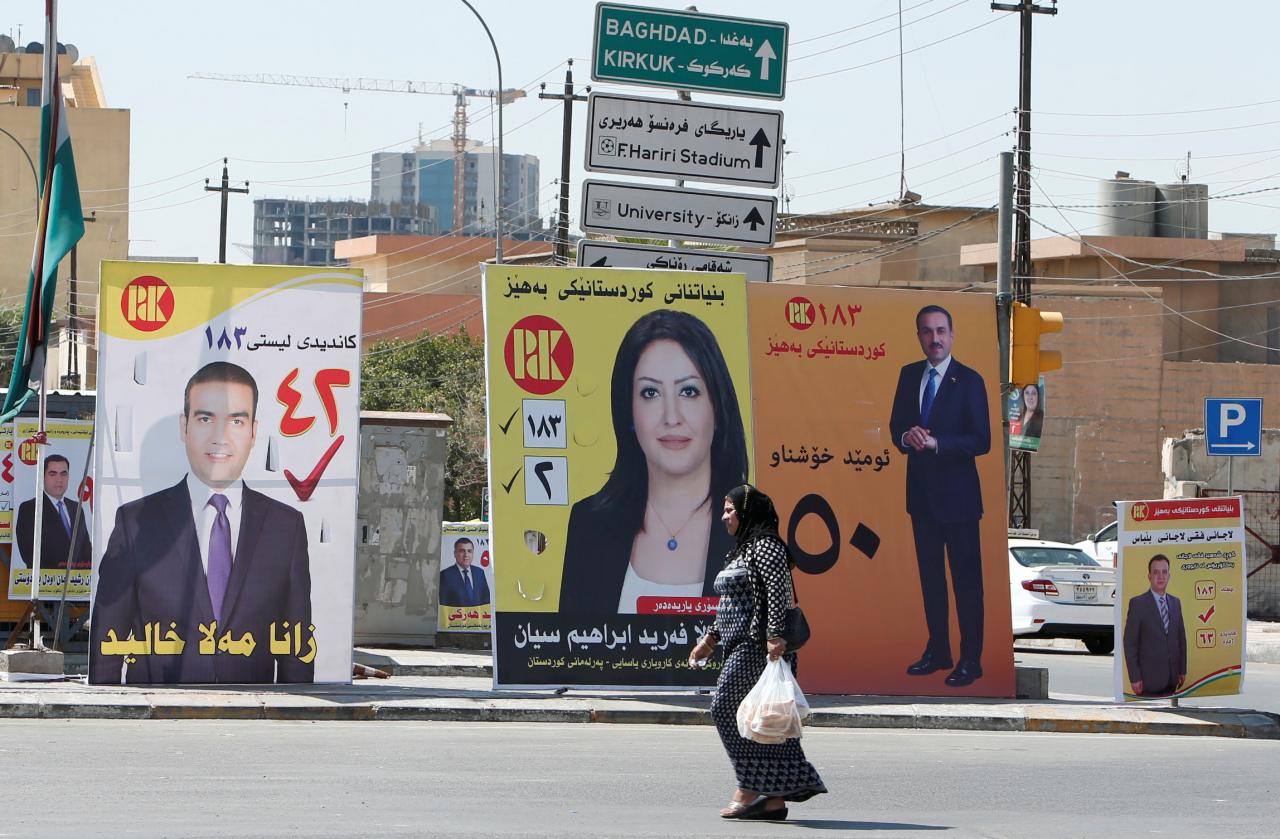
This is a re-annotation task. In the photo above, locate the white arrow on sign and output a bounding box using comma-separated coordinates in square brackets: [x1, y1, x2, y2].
[1214, 442, 1256, 450]
[755, 41, 777, 81]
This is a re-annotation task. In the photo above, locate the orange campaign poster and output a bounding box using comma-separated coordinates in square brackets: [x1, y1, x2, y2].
[747, 285, 1014, 697]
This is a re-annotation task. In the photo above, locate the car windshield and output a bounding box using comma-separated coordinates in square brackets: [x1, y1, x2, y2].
[1011, 546, 1100, 568]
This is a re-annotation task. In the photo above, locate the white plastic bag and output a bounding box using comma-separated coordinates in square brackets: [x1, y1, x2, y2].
[736, 658, 811, 744]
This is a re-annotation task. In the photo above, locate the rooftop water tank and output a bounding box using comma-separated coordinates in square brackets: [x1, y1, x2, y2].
[1155, 182, 1209, 238]
[1097, 175, 1156, 237]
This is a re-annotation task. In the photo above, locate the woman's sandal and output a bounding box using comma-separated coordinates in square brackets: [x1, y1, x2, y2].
[719, 797, 761, 819]
[737, 796, 789, 821]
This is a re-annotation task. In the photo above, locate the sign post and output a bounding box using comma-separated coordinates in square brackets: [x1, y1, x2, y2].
[592, 3, 789, 100]
[581, 179, 777, 247]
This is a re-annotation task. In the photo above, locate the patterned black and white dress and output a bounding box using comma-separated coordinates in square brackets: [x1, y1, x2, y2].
[707, 535, 827, 800]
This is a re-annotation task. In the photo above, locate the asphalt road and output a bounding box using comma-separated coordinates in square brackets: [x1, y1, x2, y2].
[1015, 643, 1280, 714]
[4, 721, 1277, 838]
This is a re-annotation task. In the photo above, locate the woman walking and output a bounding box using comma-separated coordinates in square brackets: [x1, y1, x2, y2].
[688, 484, 827, 821]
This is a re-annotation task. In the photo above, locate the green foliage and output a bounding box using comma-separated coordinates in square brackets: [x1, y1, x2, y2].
[0, 305, 22, 386]
[361, 329, 487, 520]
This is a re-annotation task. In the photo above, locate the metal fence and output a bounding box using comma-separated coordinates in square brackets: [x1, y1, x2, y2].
[1201, 488, 1280, 620]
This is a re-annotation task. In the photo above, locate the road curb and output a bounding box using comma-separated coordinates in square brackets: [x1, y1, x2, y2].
[3, 695, 1276, 738]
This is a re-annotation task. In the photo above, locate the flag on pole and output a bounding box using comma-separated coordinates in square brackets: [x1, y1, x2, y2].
[0, 0, 84, 423]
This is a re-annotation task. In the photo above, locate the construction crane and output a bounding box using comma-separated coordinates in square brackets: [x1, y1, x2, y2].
[190, 72, 527, 232]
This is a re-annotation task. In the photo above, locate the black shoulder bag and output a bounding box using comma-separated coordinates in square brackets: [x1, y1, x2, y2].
[749, 540, 811, 651]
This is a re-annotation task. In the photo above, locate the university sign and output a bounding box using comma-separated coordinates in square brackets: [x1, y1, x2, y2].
[592, 3, 789, 99]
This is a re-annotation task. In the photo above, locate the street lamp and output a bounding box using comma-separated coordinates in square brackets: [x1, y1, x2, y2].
[0, 125, 39, 212]
[458, 0, 504, 264]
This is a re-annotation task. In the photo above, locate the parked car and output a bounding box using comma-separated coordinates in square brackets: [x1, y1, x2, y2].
[1073, 521, 1118, 568]
[1009, 538, 1116, 655]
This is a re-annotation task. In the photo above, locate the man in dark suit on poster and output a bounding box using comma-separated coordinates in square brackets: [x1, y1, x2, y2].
[439, 537, 491, 607]
[16, 454, 92, 570]
[1123, 554, 1187, 696]
[889, 305, 991, 688]
[90, 361, 313, 685]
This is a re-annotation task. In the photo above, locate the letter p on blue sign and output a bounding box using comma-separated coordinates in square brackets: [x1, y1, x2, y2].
[1205, 398, 1262, 456]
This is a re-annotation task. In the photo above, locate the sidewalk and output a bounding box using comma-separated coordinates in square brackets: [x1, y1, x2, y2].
[0, 646, 1275, 740]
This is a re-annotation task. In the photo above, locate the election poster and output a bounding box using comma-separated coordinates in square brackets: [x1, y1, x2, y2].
[438, 522, 493, 633]
[747, 286, 1014, 697]
[91, 261, 363, 685]
[8, 420, 94, 600]
[484, 264, 752, 689]
[1115, 497, 1245, 702]
[1008, 377, 1044, 453]
[0, 425, 13, 543]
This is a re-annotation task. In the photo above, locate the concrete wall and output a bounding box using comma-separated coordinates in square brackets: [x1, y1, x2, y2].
[353, 412, 451, 645]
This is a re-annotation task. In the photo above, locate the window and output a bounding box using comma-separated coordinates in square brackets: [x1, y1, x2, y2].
[26, 88, 40, 106]
[1011, 547, 1099, 568]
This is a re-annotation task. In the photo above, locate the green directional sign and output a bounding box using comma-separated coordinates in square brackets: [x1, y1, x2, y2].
[592, 3, 789, 100]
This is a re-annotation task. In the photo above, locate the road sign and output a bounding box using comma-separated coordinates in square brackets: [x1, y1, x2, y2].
[585, 92, 783, 188]
[1205, 398, 1263, 456]
[578, 240, 773, 282]
[592, 3, 789, 100]
[581, 179, 776, 247]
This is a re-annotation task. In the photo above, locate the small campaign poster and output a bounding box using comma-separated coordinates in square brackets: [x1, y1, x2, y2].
[0, 425, 13, 543]
[438, 522, 492, 633]
[484, 264, 753, 689]
[1008, 378, 1044, 453]
[91, 261, 363, 685]
[8, 419, 94, 600]
[1115, 497, 1246, 702]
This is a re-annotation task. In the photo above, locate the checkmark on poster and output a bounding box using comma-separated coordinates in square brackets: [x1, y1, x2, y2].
[1198, 604, 1215, 624]
[498, 407, 519, 434]
[501, 467, 521, 494]
[284, 435, 344, 502]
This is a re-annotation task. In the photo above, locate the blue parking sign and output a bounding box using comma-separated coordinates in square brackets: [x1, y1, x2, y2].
[1205, 398, 1262, 456]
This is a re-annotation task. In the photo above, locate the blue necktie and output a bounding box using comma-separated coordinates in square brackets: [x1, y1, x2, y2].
[56, 500, 71, 536]
[921, 368, 939, 426]
[463, 568, 475, 602]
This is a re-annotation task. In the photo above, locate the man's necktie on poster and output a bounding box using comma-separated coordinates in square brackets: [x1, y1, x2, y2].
[1159, 594, 1169, 633]
[921, 368, 938, 426]
[464, 568, 474, 601]
[57, 499, 72, 536]
[207, 494, 232, 622]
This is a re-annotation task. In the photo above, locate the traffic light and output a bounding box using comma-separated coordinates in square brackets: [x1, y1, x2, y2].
[1010, 302, 1063, 386]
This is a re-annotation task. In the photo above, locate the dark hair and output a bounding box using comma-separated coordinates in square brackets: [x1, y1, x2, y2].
[184, 361, 259, 420]
[915, 304, 953, 332]
[590, 310, 749, 537]
[1020, 384, 1044, 423]
[1148, 554, 1171, 573]
[454, 538, 474, 550]
[725, 484, 787, 556]
[44, 454, 70, 470]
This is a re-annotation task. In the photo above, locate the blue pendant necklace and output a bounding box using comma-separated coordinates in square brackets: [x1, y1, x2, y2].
[648, 501, 703, 551]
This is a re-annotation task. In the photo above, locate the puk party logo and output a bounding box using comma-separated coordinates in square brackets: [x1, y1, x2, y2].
[505, 315, 573, 395]
[785, 296, 815, 330]
[121, 275, 175, 332]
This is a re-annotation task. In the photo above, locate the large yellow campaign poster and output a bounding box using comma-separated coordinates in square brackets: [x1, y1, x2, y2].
[748, 285, 1014, 697]
[484, 265, 752, 688]
[1115, 497, 1245, 701]
[91, 262, 363, 685]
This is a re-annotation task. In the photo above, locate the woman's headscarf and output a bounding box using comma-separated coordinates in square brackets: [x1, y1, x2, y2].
[726, 484, 782, 550]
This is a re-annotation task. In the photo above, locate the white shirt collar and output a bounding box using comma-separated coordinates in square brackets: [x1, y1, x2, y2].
[186, 473, 245, 513]
[928, 354, 952, 378]
[45, 492, 68, 507]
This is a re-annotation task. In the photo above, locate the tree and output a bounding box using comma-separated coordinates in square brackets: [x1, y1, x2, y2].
[361, 329, 487, 520]
[0, 305, 22, 386]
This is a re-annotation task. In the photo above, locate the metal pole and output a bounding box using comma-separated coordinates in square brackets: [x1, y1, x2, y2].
[538, 61, 588, 264]
[204, 158, 248, 264]
[996, 152, 1014, 489]
[1227, 456, 1234, 498]
[459, 0, 504, 263]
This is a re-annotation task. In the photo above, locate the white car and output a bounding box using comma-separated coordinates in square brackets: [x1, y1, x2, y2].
[1073, 521, 1118, 568]
[1009, 538, 1116, 655]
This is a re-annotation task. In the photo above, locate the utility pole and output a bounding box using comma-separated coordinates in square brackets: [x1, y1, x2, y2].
[205, 158, 249, 264]
[992, 0, 1055, 529]
[538, 60, 589, 264]
[63, 211, 96, 391]
[995, 152, 1014, 486]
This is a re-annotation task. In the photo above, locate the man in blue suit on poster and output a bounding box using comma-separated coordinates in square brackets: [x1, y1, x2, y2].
[90, 361, 313, 685]
[889, 305, 991, 688]
[439, 538, 490, 607]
